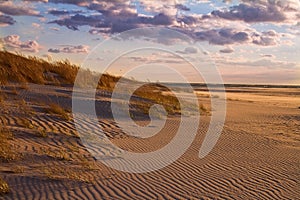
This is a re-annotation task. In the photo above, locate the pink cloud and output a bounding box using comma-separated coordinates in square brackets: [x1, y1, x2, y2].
[0, 1, 40, 16]
[2, 35, 40, 52]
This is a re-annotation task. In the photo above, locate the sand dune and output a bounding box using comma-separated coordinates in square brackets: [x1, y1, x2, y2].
[0, 83, 299, 199]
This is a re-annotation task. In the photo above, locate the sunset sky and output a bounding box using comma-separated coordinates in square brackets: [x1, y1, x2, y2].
[0, 0, 299, 84]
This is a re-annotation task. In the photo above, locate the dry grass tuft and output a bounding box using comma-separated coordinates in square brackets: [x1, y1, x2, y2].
[40, 147, 71, 161]
[131, 84, 210, 116]
[11, 166, 25, 174]
[35, 128, 48, 138]
[227, 97, 241, 101]
[0, 91, 6, 103]
[0, 123, 20, 162]
[19, 83, 29, 90]
[199, 104, 209, 113]
[0, 177, 9, 195]
[131, 84, 181, 115]
[20, 118, 34, 129]
[43, 165, 94, 183]
[46, 103, 70, 121]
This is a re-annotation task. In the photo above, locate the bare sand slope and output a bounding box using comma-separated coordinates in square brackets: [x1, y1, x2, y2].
[0, 84, 299, 199]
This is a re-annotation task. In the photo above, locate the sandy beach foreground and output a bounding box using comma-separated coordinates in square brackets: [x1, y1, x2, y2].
[0, 83, 299, 200]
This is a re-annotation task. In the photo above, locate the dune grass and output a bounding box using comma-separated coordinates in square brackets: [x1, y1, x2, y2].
[0, 50, 121, 87]
[0, 51, 78, 85]
[0, 50, 208, 115]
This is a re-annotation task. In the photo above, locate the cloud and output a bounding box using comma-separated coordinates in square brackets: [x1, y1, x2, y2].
[48, 45, 89, 53]
[209, 0, 299, 24]
[43, 0, 295, 48]
[195, 28, 249, 45]
[32, 23, 41, 28]
[2, 35, 40, 52]
[87, 1, 137, 17]
[49, 27, 60, 31]
[115, 27, 193, 45]
[195, 28, 280, 46]
[49, 14, 106, 31]
[0, 14, 15, 26]
[47, 48, 60, 53]
[138, 0, 186, 16]
[220, 46, 234, 53]
[217, 57, 299, 69]
[176, 47, 198, 54]
[150, 13, 175, 25]
[252, 30, 279, 46]
[177, 15, 200, 26]
[129, 56, 149, 63]
[48, 9, 82, 16]
[48, 0, 89, 6]
[48, 0, 179, 33]
[89, 28, 110, 35]
[11, 0, 297, 49]
[175, 4, 190, 11]
[127, 51, 186, 64]
[49, 12, 176, 32]
[0, 1, 41, 16]
[24, 0, 48, 2]
[211, 3, 285, 23]
[260, 54, 276, 58]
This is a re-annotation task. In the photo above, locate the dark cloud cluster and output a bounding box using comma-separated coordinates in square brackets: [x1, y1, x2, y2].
[49, 12, 175, 32]
[2, 0, 298, 50]
[211, 3, 286, 23]
[0, 14, 15, 26]
[210, 0, 299, 23]
[195, 28, 280, 46]
[49, 14, 106, 31]
[43, 0, 298, 47]
[48, 0, 89, 5]
[195, 28, 249, 45]
[175, 4, 190, 11]
[47, 0, 178, 33]
[23, 0, 48, 2]
[48, 9, 82, 16]
[113, 27, 194, 46]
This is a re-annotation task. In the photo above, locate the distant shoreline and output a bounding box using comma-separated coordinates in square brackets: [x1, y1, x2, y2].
[162, 83, 300, 89]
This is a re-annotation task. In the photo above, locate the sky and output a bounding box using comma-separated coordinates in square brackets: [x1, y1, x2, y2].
[0, 0, 299, 84]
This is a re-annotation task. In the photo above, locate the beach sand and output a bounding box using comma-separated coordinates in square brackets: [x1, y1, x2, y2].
[0, 83, 299, 199]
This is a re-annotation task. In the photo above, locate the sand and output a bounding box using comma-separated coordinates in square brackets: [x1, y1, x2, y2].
[0, 83, 299, 199]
